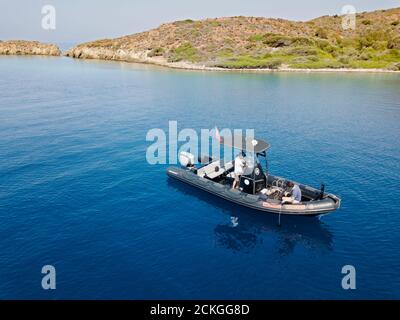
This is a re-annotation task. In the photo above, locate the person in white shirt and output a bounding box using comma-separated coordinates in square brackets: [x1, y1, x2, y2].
[232, 153, 246, 189]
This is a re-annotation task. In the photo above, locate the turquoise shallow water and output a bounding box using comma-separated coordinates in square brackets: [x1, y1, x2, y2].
[0, 56, 399, 299]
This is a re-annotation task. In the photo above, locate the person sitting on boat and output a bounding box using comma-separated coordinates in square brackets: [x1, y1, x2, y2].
[232, 153, 246, 189]
[282, 181, 302, 204]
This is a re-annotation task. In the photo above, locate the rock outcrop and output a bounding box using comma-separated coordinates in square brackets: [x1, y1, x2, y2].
[0, 40, 61, 56]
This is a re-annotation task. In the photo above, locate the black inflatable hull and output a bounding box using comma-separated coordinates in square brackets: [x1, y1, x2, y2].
[167, 167, 341, 217]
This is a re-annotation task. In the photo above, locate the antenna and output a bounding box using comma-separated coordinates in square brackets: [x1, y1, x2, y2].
[319, 183, 325, 200]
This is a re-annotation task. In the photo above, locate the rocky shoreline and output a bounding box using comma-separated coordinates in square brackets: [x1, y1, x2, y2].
[0, 40, 61, 56]
[64, 46, 400, 73]
[1, 36, 399, 74]
[1, 42, 398, 73]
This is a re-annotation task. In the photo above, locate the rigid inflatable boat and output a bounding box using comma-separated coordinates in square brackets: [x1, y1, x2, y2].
[167, 136, 341, 217]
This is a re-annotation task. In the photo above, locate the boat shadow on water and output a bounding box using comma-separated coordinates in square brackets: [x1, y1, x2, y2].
[167, 179, 334, 255]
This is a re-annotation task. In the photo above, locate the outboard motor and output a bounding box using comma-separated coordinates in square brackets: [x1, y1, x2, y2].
[198, 155, 213, 164]
[179, 152, 195, 168]
[318, 183, 325, 200]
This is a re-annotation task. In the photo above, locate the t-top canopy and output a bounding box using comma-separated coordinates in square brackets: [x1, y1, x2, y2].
[220, 135, 270, 154]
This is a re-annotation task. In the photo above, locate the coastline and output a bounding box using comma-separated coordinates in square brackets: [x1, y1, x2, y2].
[0, 51, 398, 73]
[63, 53, 400, 74]
[139, 60, 400, 74]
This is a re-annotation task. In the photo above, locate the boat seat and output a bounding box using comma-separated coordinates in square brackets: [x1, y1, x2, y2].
[197, 160, 220, 178]
[197, 160, 233, 179]
[224, 161, 233, 171]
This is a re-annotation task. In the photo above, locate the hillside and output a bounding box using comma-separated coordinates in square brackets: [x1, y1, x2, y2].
[0, 40, 61, 56]
[66, 8, 400, 70]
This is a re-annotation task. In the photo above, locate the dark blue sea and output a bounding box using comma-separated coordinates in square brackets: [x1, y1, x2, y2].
[0, 56, 399, 299]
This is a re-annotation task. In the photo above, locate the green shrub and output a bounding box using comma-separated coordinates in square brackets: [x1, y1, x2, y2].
[264, 59, 282, 69]
[214, 55, 282, 69]
[217, 48, 234, 57]
[168, 43, 200, 62]
[263, 35, 292, 47]
[316, 40, 339, 55]
[148, 47, 164, 57]
[387, 36, 400, 50]
[245, 42, 257, 50]
[389, 62, 400, 71]
[315, 27, 328, 39]
[338, 56, 350, 64]
[293, 56, 318, 64]
[374, 41, 389, 51]
[337, 37, 359, 49]
[248, 34, 265, 42]
[87, 39, 115, 48]
[210, 21, 222, 27]
[348, 60, 391, 69]
[316, 40, 330, 50]
[289, 58, 344, 69]
[287, 46, 318, 56]
[178, 19, 194, 24]
[261, 52, 273, 59]
[262, 34, 313, 47]
[361, 20, 372, 25]
[349, 48, 360, 56]
[357, 37, 373, 50]
[358, 52, 372, 60]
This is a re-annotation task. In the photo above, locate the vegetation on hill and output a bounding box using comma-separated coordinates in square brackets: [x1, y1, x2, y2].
[66, 7, 400, 70]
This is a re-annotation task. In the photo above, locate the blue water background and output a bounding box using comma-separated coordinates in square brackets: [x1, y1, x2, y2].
[0, 56, 399, 299]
